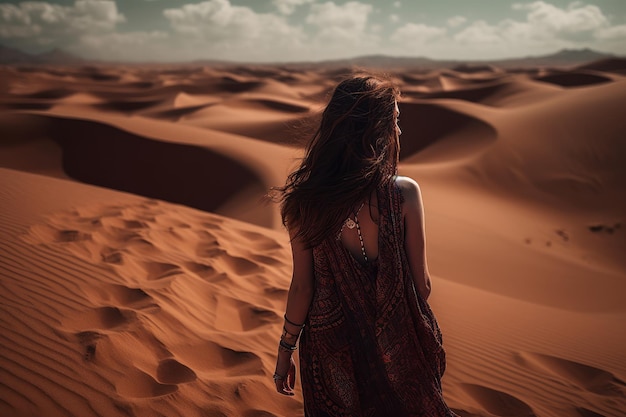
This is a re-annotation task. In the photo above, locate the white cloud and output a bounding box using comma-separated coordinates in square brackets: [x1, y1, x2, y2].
[512, 1, 609, 38]
[390, 23, 446, 44]
[165, 0, 256, 39]
[306, 1, 371, 31]
[162, 0, 306, 61]
[0, 1, 125, 40]
[454, 20, 502, 45]
[595, 24, 626, 41]
[164, 0, 302, 43]
[452, 1, 626, 55]
[305, 1, 374, 43]
[272, 0, 314, 15]
[447, 16, 467, 28]
[393, 1, 401, 8]
[389, 14, 399, 23]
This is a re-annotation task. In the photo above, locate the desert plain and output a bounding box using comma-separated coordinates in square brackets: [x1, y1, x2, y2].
[0, 59, 625, 417]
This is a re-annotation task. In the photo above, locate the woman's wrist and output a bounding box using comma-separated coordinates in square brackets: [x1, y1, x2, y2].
[284, 314, 305, 328]
[279, 313, 305, 350]
[279, 338, 298, 352]
[277, 347, 293, 356]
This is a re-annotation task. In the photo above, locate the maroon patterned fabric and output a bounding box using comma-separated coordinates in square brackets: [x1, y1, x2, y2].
[299, 180, 456, 417]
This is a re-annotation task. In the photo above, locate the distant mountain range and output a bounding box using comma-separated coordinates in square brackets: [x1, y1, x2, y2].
[299, 48, 619, 70]
[0, 45, 83, 65]
[0, 44, 621, 69]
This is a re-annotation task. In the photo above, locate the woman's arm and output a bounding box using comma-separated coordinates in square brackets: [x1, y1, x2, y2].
[274, 229, 314, 395]
[397, 176, 432, 300]
[284, 230, 315, 330]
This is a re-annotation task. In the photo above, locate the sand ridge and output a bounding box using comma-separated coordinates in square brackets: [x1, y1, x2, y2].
[1, 60, 626, 416]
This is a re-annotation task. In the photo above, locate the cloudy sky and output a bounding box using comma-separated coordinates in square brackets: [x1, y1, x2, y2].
[1, 0, 625, 62]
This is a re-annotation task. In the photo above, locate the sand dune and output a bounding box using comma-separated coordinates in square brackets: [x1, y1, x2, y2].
[1, 61, 625, 416]
[577, 58, 626, 74]
[397, 101, 497, 162]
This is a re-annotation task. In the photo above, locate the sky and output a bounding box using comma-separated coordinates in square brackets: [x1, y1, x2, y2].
[0, 0, 625, 62]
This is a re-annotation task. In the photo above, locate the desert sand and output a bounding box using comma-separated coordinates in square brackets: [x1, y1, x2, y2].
[1, 60, 625, 417]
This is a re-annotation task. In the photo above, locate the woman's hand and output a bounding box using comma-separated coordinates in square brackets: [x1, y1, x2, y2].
[274, 350, 297, 395]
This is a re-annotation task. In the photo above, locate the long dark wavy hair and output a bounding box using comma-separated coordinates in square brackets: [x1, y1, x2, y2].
[277, 75, 401, 248]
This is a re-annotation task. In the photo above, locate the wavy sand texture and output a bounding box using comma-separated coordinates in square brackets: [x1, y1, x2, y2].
[1, 168, 299, 417]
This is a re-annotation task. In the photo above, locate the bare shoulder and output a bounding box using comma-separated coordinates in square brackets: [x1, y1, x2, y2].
[394, 175, 422, 204]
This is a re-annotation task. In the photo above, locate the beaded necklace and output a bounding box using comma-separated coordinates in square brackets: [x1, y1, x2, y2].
[337, 202, 368, 262]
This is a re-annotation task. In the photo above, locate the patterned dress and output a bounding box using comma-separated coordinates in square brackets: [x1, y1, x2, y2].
[299, 180, 456, 417]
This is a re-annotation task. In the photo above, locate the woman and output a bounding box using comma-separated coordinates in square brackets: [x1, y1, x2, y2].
[273, 75, 456, 417]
